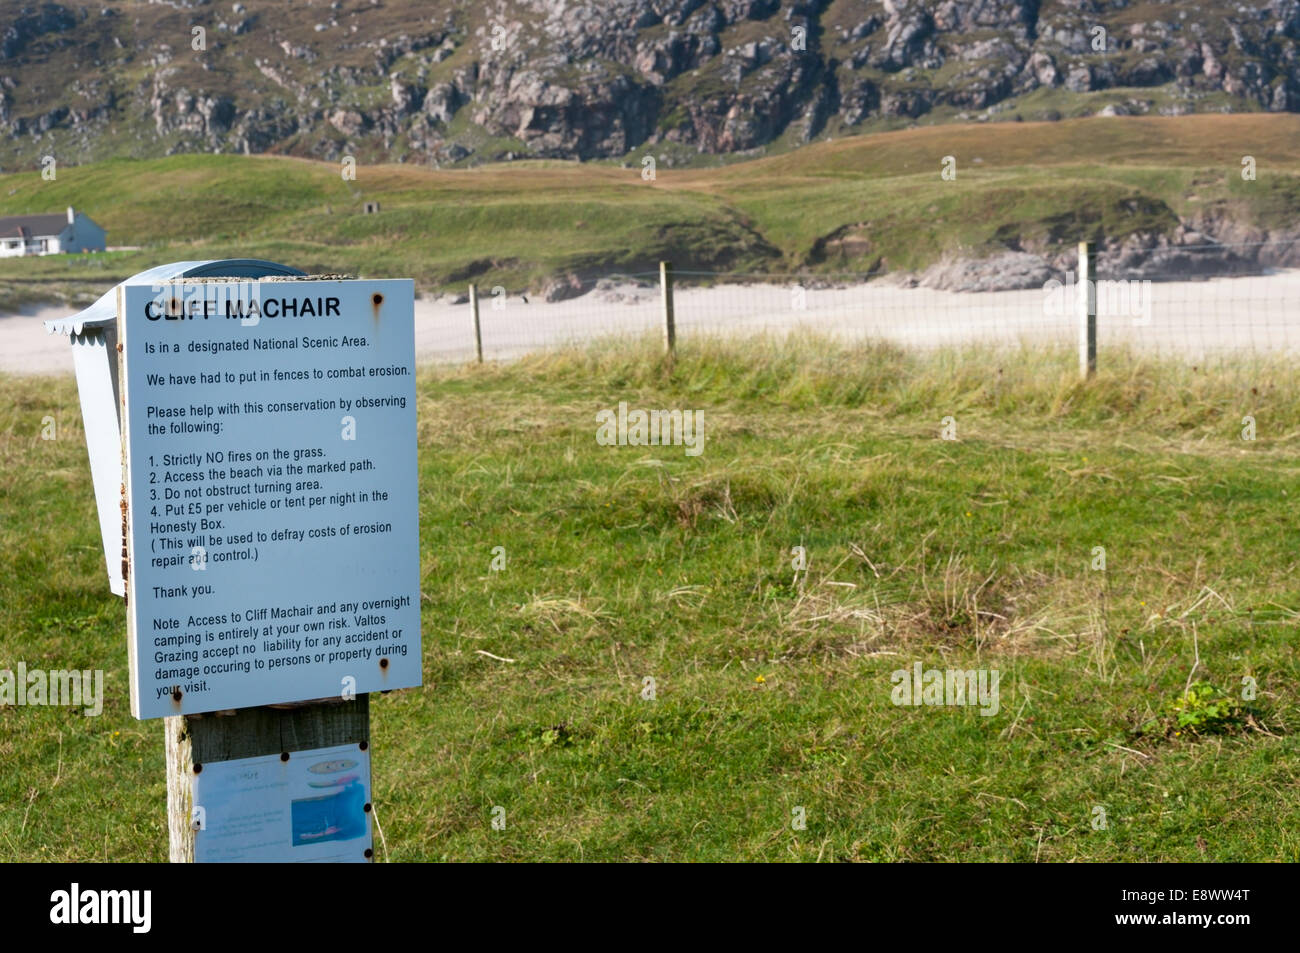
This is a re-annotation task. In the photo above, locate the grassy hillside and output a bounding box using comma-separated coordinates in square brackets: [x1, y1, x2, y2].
[2, 337, 1298, 860]
[2, 114, 1299, 309]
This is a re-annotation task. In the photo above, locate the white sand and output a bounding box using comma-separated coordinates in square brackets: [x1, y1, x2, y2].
[0, 305, 81, 375]
[7, 269, 1300, 376]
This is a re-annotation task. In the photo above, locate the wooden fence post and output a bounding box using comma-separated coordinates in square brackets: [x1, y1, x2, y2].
[659, 261, 676, 360]
[469, 283, 483, 363]
[1078, 240, 1097, 379]
[166, 696, 370, 861]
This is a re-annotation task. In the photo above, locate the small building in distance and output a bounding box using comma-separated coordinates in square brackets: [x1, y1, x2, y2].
[0, 207, 106, 257]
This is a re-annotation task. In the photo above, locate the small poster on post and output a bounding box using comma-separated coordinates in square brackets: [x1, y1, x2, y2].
[193, 742, 372, 863]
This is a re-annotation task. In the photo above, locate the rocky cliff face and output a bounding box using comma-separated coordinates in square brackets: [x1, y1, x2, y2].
[2, 0, 1298, 167]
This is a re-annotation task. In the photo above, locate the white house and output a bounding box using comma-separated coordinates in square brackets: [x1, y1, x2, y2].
[0, 207, 106, 257]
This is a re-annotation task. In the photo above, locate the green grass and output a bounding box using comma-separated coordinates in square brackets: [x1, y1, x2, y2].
[2, 336, 1298, 861]
[3, 113, 1299, 306]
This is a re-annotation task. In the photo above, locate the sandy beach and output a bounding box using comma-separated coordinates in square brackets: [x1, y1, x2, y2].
[6, 269, 1300, 376]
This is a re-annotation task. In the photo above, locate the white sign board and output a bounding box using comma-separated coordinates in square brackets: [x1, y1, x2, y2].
[120, 278, 420, 718]
[193, 742, 372, 863]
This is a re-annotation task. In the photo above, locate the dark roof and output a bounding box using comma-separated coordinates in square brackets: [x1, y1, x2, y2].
[0, 213, 69, 239]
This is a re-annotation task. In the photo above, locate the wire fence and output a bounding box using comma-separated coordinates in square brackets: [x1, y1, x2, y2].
[426, 240, 1300, 365]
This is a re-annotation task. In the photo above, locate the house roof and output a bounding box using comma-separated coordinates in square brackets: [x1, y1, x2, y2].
[44, 259, 308, 336]
[0, 213, 70, 240]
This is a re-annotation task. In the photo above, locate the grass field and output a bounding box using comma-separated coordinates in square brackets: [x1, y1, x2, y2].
[3, 113, 1300, 311]
[2, 337, 1297, 861]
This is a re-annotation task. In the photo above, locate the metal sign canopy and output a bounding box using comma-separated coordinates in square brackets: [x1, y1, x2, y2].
[45, 259, 307, 595]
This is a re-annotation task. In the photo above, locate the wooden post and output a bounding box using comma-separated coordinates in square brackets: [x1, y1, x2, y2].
[1078, 240, 1097, 379]
[165, 696, 370, 861]
[469, 283, 483, 363]
[659, 261, 675, 360]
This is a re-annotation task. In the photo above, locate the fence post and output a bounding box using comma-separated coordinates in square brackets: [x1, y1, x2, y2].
[1078, 240, 1097, 379]
[659, 261, 675, 359]
[469, 283, 483, 363]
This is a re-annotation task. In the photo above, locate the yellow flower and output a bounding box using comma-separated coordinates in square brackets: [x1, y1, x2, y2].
[755, 675, 766, 684]
[965, 511, 972, 517]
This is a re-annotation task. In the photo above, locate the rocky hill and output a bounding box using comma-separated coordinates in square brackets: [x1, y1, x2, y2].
[3, 0, 1300, 169]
